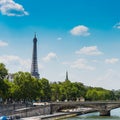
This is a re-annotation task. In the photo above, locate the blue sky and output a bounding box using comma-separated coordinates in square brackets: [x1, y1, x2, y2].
[0, 0, 120, 90]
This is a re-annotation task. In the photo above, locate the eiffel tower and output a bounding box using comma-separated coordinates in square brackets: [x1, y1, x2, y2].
[65, 71, 69, 81]
[31, 34, 39, 78]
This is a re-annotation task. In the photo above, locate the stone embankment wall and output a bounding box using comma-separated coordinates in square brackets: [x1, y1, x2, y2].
[0, 104, 27, 115]
[14, 105, 51, 118]
[0, 104, 51, 118]
[41, 113, 77, 120]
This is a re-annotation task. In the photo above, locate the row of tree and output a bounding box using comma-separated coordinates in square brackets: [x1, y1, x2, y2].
[0, 63, 120, 103]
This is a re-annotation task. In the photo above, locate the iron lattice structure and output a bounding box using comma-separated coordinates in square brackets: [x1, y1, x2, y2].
[31, 34, 39, 79]
[65, 71, 69, 81]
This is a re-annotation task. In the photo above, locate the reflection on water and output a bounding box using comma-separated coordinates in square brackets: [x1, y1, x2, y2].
[63, 108, 120, 120]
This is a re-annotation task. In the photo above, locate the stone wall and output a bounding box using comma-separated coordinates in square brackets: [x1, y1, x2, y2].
[0, 104, 27, 115]
[0, 104, 51, 118]
[13, 105, 51, 118]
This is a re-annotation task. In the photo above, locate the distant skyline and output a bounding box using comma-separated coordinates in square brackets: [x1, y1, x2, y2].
[0, 0, 120, 90]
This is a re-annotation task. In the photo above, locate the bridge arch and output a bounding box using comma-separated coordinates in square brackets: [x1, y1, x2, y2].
[50, 101, 120, 116]
[57, 105, 78, 112]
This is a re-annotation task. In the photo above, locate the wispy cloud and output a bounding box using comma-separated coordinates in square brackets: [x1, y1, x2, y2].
[70, 25, 90, 36]
[0, 55, 31, 72]
[0, 55, 44, 73]
[57, 37, 62, 41]
[75, 46, 103, 56]
[95, 69, 120, 90]
[43, 52, 57, 62]
[113, 22, 120, 29]
[62, 62, 70, 65]
[105, 58, 119, 64]
[0, 0, 29, 16]
[0, 40, 8, 47]
[70, 58, 95, 70]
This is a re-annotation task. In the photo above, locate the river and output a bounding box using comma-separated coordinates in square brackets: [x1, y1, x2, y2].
[63, 108, 120, 120]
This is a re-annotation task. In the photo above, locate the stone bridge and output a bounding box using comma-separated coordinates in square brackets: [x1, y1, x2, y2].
[50, 101, 120, 116]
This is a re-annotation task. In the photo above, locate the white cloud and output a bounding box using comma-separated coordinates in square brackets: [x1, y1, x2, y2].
[57, 37, 62, 41]
[62, 62, 70, 65]
[0, 40, 8, 47]
[92, 60, 99, 63]
[0, 54, 46, 76]
[0, 55, 43, 73]
[113, 22, 120, 29]
[105, 58, 119, 64]
[43, 52, 57, 62]
[38, 64, 44, 70]
[76, 46, 103, 56]
[0, 55, 19, 63]
[70, 58, 95, 70]
[70, 25, 90, 36]
[0, 0, 29, 16]
[95, 69, 120, 90]
[0, 55, 31, 72]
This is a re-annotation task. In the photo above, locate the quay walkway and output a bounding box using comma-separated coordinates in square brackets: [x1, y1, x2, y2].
[20, 108, 97, 120]
[21, 112, 75, 120]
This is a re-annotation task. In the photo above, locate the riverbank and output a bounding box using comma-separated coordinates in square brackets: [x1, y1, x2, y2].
[21, 108, 97, 120]
[21, 112, 77, 120]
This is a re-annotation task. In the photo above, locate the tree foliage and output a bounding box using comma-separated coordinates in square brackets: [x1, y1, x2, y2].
[86, 87, 114, 101]
[13, 72, 41, 102]
[0, 63, 8, 101]
[0, 63, 8, 81]
[40, 78, 51, 101]
[0, 63, 119, 103]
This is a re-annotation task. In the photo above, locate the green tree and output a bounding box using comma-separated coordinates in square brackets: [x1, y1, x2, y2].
[73, 82, 87, 99]
[86, 87, 113, 101]
[2, 79, 14, 102]
[0, 63, 8, 80]
[58, 80, 71, 101]
[50, 82, 60, 101]
[112, 90, 120, 100]
[0, 63, 8, 102]
[40, 78, 51, 102]
[13, 72, 40, 102]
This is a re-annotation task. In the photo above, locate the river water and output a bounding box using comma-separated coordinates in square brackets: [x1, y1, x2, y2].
[63, 108, 120, 120]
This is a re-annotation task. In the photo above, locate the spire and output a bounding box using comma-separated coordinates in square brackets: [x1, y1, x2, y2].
[65, 71, 69, 81]
[34, 32, 36, 38]
[33, 32, 37, 43]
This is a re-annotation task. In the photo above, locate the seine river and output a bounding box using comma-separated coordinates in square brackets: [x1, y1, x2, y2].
[63, 108, 120, 120]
